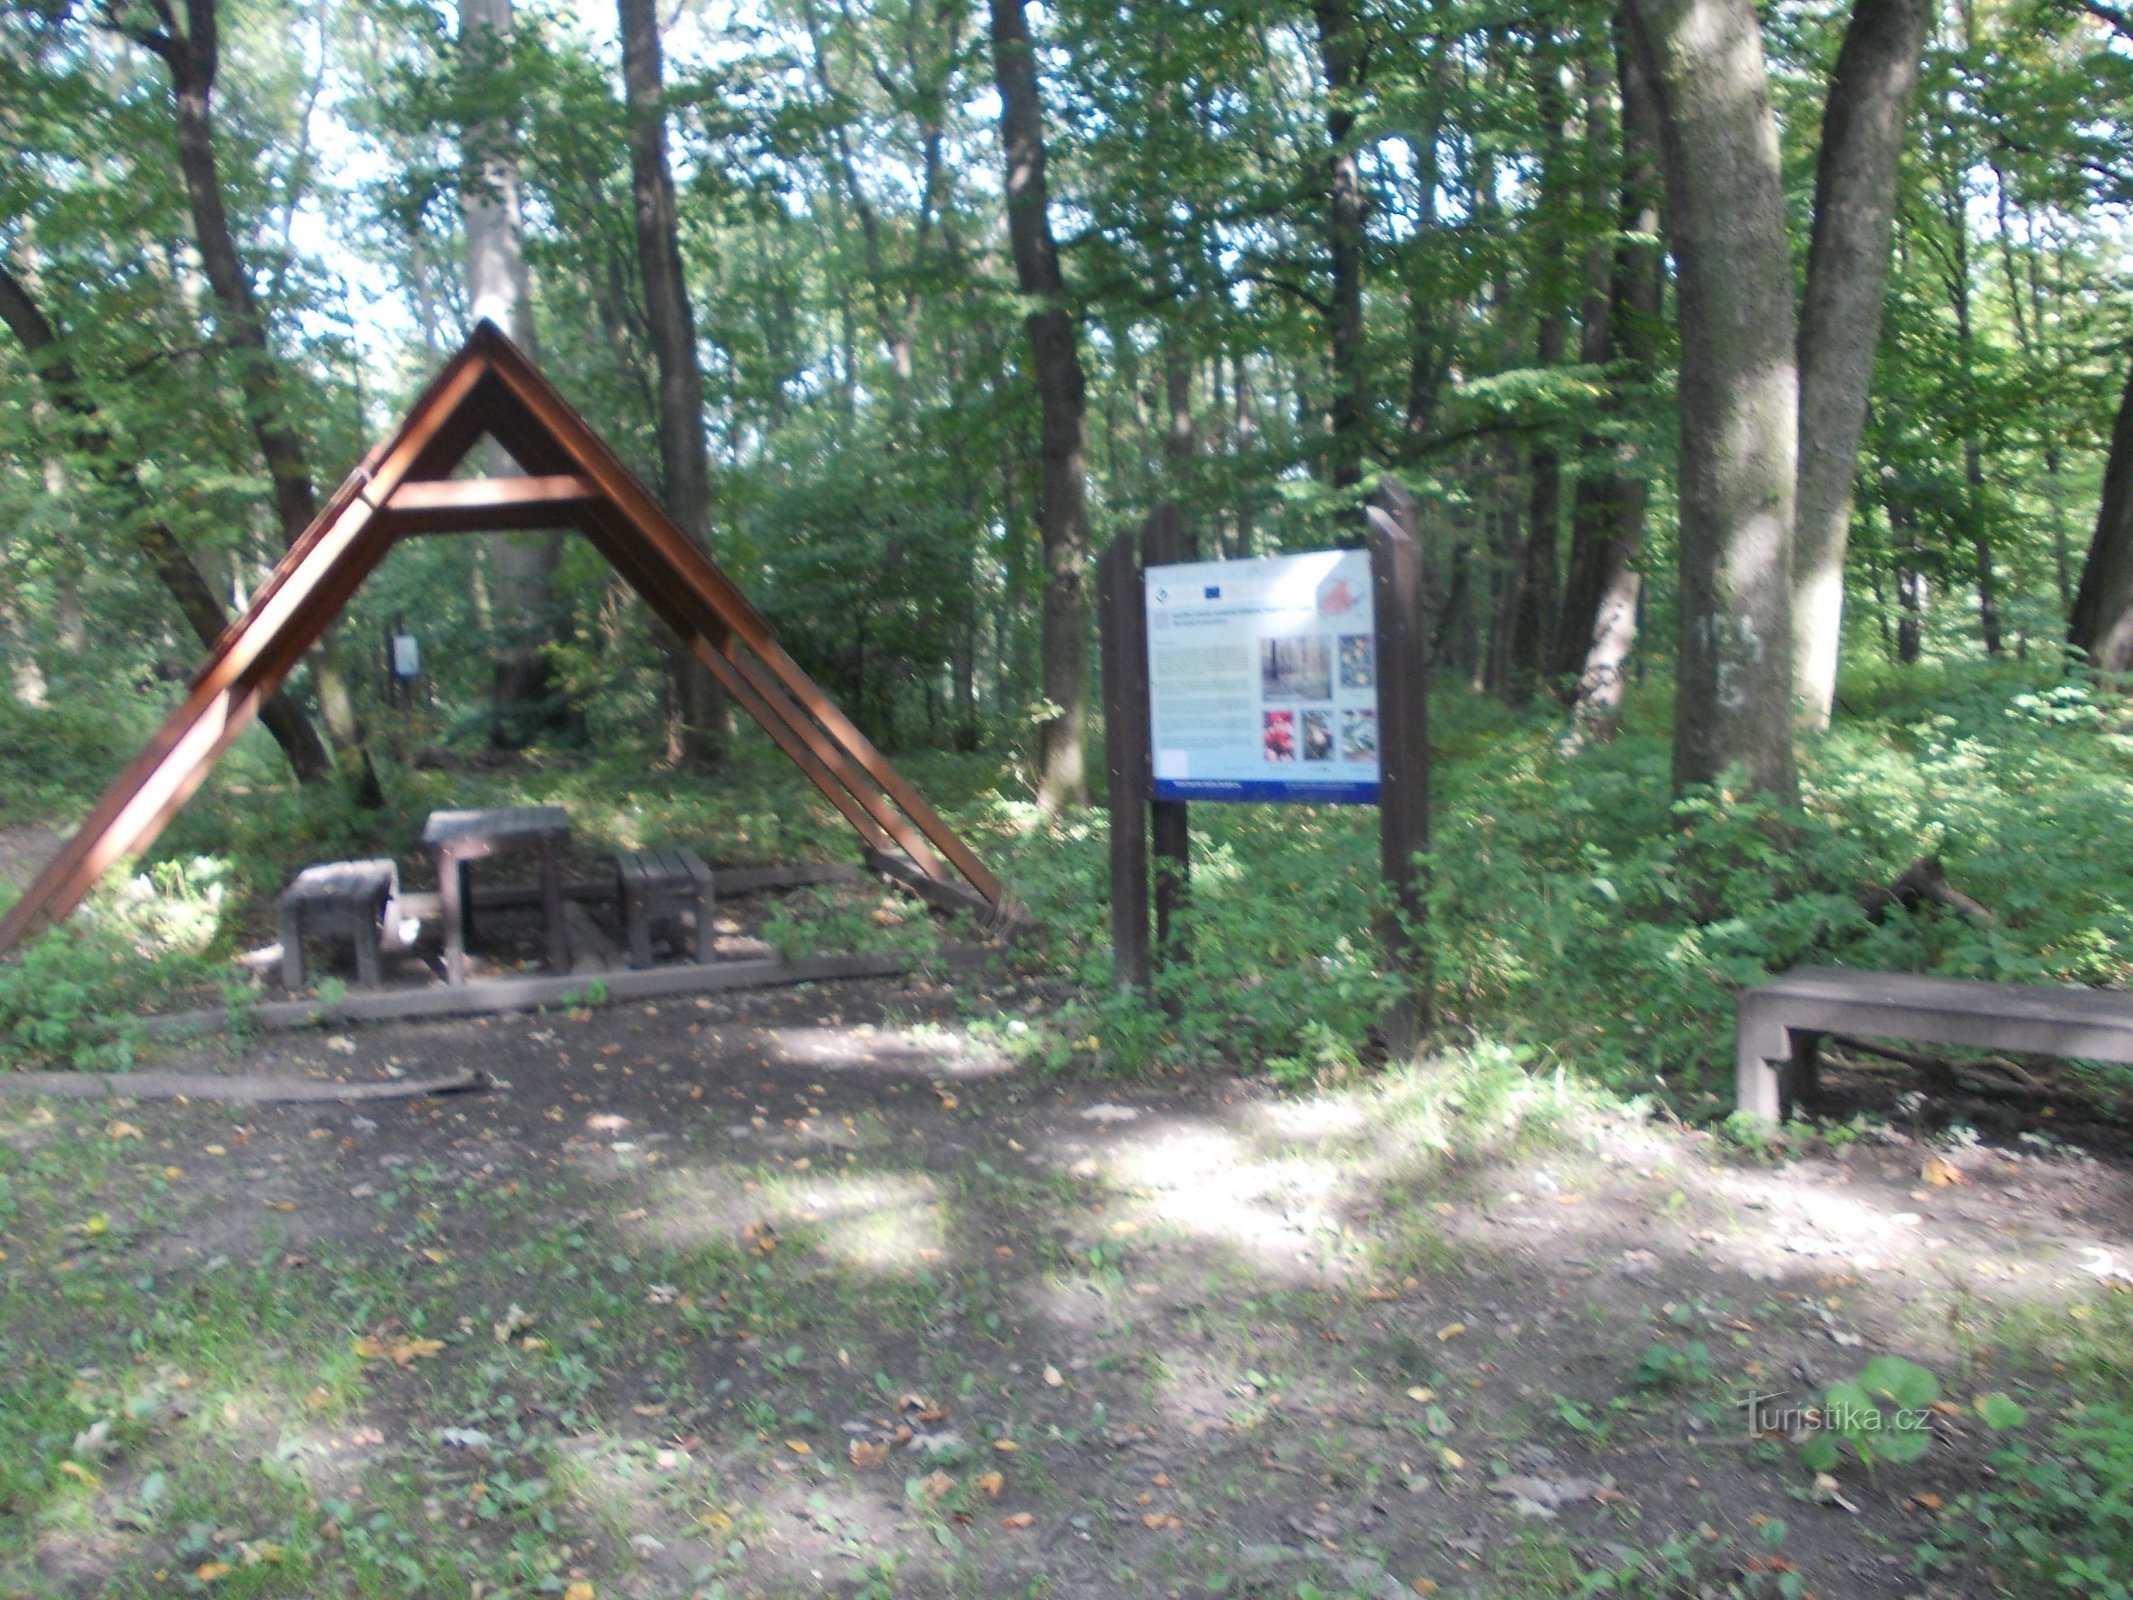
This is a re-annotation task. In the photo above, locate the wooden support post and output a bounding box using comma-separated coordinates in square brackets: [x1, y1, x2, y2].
[1098, 532, 1152, 992]
[1142, 505, 1194, 973]
[1368, 478, 1431, 1055]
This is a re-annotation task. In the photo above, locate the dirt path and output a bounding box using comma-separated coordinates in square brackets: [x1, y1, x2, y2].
[3, 975, 2123, 1597]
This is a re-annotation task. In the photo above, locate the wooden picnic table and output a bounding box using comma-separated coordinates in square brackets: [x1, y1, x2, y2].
[422, 805, 571, 986]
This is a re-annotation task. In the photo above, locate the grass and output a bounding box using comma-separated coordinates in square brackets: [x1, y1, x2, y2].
[10, 1005, 2125, 1597]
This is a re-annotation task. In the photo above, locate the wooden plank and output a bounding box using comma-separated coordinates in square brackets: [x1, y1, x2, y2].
[1098, 532, 1151, 992]
[1141, 506, 1194, 972]
[0, 1067, 492, 1103]
[1368, 478, 1431, 1054]
[1736, 965, 2133, 1121]
[388, 864, 858, 921]
[380, 474, 598, 534]
[150, 945, 999, 1034]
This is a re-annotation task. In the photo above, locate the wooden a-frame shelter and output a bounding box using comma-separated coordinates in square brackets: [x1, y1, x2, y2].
[0, 321, 1007, 958]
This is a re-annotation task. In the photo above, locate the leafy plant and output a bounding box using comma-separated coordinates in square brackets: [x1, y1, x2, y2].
[1799, 1356, 1940, 1472]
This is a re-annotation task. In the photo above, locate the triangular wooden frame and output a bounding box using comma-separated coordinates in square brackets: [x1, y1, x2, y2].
[0, 321, 1006, 956]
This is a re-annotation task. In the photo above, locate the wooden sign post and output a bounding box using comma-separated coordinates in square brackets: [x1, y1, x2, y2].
[1100, 479, 1431, 1044]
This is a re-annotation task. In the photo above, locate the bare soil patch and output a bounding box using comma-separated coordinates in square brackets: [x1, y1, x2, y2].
[5, 972, 2126, 1597]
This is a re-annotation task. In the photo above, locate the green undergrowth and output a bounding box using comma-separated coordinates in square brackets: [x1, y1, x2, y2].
[983, 661, 2133, 1105]
[6, 663, 2132, 1106]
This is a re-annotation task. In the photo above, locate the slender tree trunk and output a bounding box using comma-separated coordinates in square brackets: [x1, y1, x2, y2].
[619, 0, 724, 768]
[2069, 357, 2133, 674]
[110, 2, 370, 793]
[1313, 0, 1367, 491]
[1790, 0, 1931, 728]
[1564, 13, 1664, 744]
[989, 0, 1091, 813]
[1625, 0, 1799, 802]
[0, 262, 332, 783]
[1506, 27, 1572, 702]
[460, 0, 564, 745]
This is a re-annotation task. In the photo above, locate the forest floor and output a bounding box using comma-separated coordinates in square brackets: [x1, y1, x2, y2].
[4, 964, 2130, 1599]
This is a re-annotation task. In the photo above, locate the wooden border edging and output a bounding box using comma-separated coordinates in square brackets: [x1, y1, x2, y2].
[0, 1067, 492, 1103]
[150, 944, 998, 1035]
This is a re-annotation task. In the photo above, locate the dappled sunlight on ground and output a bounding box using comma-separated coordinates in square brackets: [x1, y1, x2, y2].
[11, 986, 2133, 1597]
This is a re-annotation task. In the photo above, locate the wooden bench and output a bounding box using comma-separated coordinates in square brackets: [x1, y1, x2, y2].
[614, 848, 715, 969]
[1736, 965, 2133, 1120]
[279, 859, 401, 990]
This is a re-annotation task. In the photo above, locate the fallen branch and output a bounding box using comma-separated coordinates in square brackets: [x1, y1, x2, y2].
[1860, 856, 1997, 925]
[0, 1067, 493, 1103]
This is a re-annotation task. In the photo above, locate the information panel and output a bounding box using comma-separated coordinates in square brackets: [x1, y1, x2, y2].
[1145, 549, 1378, 803]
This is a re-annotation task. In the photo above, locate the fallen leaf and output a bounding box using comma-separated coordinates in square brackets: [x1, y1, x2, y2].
[785, 1439, 811, 1455]
[976, 1471, 1004, 1496]
[1411, 1582, 1440, 1596]
[919, 1470, 955, 1502]
[493, 1304, 534, 1344]
[79, 1214, 109, 1237]
[1002, 1512, 1035, 1529]
[106, 1121, 144, 1142]
[1405, 1386, 1436, 1403]
[162, 1167, 184, 1180]
[1438, 1447, 1465, 1472]
[849, 1440, 889, 1467]
[194, 1562, 231, 1582]
[57, 1461, 99, 1487]
[1922, 1155, 1963, 1187]
[1436, 1322, 1465, 1342]
[325, 1036, 357, 1055]
[563, 1584, 595, 1600]
[992, 1439, 1019, 1453]
[266, 1200, 297, 1213]
[354, 1335, 446, 1366]
[1043, 1364, 1065, 1388]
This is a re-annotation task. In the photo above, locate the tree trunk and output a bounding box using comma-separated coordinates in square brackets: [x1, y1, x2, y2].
[1625, 0, 1799, 803]
[619, 0, 724, 767]
[460, 0, 564, 746]
[989, 0, 1091, 813]
[2069, 357, 2133, 674]
[1505, 28, 1572, 703]
[1313, 0, 1367, 491]
[1791, 0, 1931, 728]
[119, 0, 373, 797]
[1564, 13, 1665, 745]
[0, 261, 333, 783]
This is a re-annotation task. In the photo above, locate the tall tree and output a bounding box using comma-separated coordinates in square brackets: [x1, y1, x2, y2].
[618, 0, 722, 766]
[1790, 0, 1932, 728]
[2069, 357, 2133, 673]
[460, 0, 563, 744]
[0, 260, 333, 784]
[1559, 15, 1665, 746]
[1313, 0, 1367, 491]
[989, 0, 1091, 812]
[108, 0, 375, 796]
[1625, 0, 1799, 802]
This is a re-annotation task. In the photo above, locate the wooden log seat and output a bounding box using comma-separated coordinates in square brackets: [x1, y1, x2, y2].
[278, 858, 402, 990]
[613, 847, 715, 969]
[1736, 965, 2133, 1120]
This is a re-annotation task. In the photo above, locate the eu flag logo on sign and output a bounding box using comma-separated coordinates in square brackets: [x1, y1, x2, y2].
[1204, 585, 1221, 599]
